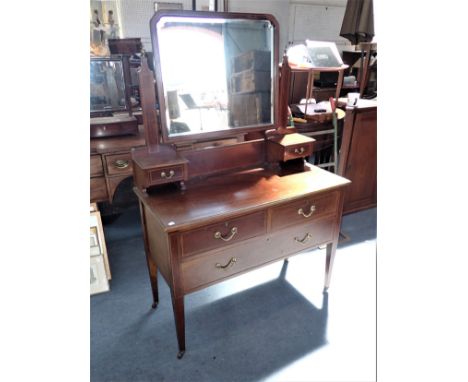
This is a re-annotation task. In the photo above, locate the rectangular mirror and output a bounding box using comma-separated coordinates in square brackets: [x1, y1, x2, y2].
[150, 11, 278, 142]
[90, 57, 128, 113]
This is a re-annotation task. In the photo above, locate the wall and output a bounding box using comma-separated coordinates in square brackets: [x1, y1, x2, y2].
[90, 0, 351, 53]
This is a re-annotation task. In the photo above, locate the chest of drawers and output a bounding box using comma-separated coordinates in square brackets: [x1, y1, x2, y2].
[135, 164, 350, 358]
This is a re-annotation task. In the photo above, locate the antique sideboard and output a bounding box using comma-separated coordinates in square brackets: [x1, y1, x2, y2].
[131, 10, 350, 358]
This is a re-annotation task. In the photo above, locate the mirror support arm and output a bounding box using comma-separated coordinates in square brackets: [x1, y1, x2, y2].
[138, 53, 160, 146]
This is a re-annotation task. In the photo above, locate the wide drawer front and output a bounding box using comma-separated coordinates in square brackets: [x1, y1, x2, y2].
[270, 190, 339, 231]
[90, 155, 104, 177]
[181, 211, 267, 258]
[105, 152, 133, 176]
[181, 215, 335, 293]
[90, 177, 108, 202]
[149, 164, 185, 185]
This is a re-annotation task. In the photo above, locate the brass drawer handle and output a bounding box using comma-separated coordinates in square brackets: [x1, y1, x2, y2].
[161, 170, 175, 179]
[114, 159, 129, 169]
[214, 227, 238, 242]
[298, 205, 316, 218]
[294, 147, 305, 154]
[294, 233, 312, 244]
[215, 257, 237, 270]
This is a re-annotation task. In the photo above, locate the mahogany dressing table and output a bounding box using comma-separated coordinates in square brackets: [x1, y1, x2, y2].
[131, 10, 350, 358]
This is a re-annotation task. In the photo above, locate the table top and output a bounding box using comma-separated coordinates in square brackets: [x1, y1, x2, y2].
[135, 164, 350, 233]
[90, 125, 146, 154]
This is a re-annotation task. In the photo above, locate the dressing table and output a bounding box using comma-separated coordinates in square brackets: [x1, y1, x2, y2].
[132, 10, 350, 358]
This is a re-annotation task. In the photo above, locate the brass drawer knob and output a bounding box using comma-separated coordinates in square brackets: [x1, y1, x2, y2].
[114, 159, 129, 169]
[298, 205, 316, 218]
[294, 233, 312, 244]
[215, 257, 237, 270]
[161, 170, 175, 179]
[214, 227, 238, 242]
[294, 147, 305, 154]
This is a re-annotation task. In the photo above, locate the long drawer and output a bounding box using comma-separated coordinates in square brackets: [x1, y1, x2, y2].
[181, 215, 335, 293]
[270, 190, 339, 231]
[181, 211, 267, 258]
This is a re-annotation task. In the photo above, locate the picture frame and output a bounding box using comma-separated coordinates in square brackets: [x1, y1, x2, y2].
[154, 2, 183, 11]
[91, 256, 110, 295]
[90, 207, 111, 280]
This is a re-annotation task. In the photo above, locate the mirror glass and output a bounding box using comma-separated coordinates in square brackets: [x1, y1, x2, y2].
[90, 58, 127, 112]
[154, 15, 275, 139]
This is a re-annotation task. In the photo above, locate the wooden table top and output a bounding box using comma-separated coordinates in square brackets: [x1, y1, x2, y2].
[90, 125, 146, 154]
[135, 164, 350, 232]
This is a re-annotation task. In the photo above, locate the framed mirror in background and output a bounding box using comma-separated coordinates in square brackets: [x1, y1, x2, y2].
[150, 11, 279, 143]
[90, 57, 128, 114]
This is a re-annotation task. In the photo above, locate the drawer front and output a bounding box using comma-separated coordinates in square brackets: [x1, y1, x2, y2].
[181, 211, 267, 257]
[181, 215, 335, 293]
[90, 155, 104, 177]
[90, 177, 108, 202]
[149, 165, 185, 185]
[105, 153, 133, 176]
[283, 142, 313, 161]
[270, 190, 339, 231]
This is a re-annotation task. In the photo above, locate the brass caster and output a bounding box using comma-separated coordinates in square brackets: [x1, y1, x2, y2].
[177, 350, 185, 359]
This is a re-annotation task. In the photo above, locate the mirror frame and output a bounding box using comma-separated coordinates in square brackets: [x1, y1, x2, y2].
[149, 10, 280, 144]
[90, 56, 130, 116]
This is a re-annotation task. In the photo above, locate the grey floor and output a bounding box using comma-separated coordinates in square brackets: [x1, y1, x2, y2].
[91, 205, 376, 382]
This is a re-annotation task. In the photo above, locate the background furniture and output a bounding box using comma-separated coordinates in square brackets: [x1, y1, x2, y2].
[90, 125, 146, 204]
[337, 102, 377, 214]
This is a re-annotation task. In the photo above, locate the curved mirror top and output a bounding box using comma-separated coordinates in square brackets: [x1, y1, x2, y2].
[152, 13, 276, 141]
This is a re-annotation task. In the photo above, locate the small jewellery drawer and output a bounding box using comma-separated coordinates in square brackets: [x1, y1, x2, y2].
[90, 155, 104, 177]
[270, 191, 339, 231]
[181, 211, 267, 257]
[283, 142, 313, 161]
[105, 153, 133, 176]
[149, 165, 185, 185]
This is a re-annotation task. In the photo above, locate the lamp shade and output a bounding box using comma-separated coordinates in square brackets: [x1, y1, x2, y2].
[340, 0, 374, 45]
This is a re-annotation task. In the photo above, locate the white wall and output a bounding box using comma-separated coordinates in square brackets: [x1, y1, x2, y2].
[92, 0, 350, 53]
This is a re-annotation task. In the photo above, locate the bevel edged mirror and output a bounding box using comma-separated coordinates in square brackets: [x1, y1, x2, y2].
[149, 10, 279, 143]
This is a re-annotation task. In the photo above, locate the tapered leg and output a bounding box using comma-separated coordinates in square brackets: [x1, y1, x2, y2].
[139, 201, 159, 309]
[324, 240, 338, 290]
[145, 254, 159, 309]
[171, 292, 186, 359]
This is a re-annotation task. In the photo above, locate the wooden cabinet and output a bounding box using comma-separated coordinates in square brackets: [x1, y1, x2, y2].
[90, 125, 146, 203]
[338, 104, 377, 214]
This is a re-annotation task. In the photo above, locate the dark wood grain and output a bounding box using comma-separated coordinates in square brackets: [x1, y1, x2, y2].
[135, 164, 349, 233]
[338, 105, 377, 214]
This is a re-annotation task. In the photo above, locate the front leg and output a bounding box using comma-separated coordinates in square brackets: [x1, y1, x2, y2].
[139, 201, 159, 309]
[171, 292, 186, 359]
[324, 240, 338, 290]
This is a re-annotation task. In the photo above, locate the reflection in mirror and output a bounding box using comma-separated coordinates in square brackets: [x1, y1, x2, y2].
[154, 15, 274, 139]
[90, 58, 127, 112]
